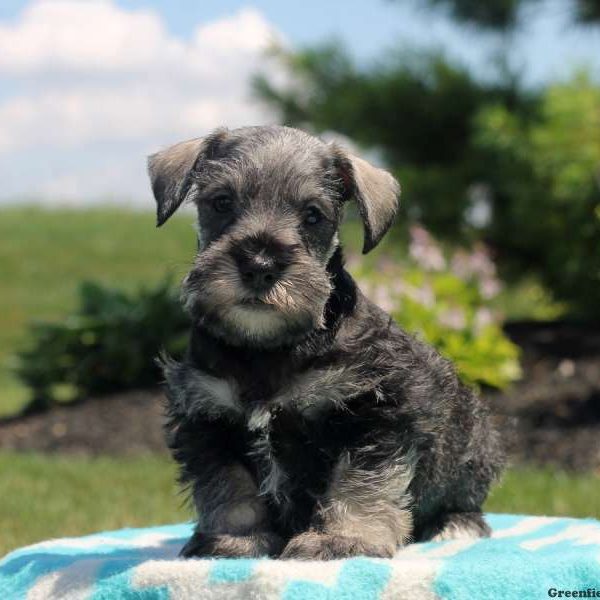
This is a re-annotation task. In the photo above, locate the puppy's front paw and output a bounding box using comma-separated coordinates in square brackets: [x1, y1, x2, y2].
[180, 531, 284, 559]
[280, 531, 394, 560]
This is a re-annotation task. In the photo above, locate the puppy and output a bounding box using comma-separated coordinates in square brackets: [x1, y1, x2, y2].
[148, 125, 503, 560]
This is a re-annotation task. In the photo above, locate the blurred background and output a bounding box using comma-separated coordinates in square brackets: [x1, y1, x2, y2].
[1, 0, 599, 554]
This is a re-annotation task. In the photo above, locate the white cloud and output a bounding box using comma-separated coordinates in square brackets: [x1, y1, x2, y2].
[0, 0, 285, 203]
[0, 0, 175, 74]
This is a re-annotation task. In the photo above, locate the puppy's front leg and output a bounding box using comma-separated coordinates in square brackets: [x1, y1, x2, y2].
[281, 447, 415, 560]
[181, 462, 283, 558]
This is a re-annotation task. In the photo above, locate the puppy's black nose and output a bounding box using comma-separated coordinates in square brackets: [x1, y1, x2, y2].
[237, 252, 281, 292]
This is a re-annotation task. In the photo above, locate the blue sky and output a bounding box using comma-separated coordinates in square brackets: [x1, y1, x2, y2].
[2, 0, 600, 82]
[133, 0, 600, 85]
[0, 0, 599, 204]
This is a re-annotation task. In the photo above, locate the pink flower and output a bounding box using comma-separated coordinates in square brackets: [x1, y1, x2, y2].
[439, 307, 467, 330]
[450, 249, 472, 279]
[377, 256, 398, 274]
[403, 282, 435, 309]
[372, 284, 397, 313]
[479, 277, 502, 300]
[345, 253, 361, 273]
[474, 308, 495, 332]
[451, 243, 497, 281]
[470, 243, 497, 278]
[409, 225, 446, 271]
[390, 279, 405, 295]
[357, 279, 372, 296]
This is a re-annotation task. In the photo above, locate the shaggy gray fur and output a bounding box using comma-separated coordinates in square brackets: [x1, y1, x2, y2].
[148, 125, 503, 560]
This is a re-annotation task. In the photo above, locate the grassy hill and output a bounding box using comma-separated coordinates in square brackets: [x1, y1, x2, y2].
[0, 205, 196, 415]
[0, 205, 373, 415]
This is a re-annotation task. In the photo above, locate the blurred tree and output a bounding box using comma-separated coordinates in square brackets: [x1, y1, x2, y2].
[255, 45, 537, 235]
[405, 0, 527, 29]
[476, 74, 600, 316]
[577, 0, 600, 22]
[255, 1, 600, 318]
[396, 0, 600, 28]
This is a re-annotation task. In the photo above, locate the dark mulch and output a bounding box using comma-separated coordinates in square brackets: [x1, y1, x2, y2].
[0, 390, 167, 456]
[487, 321, 600, 473]
[0, 320, 598, 471]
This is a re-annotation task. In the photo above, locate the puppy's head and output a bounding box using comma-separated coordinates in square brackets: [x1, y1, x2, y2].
[148, 126, 399, 348]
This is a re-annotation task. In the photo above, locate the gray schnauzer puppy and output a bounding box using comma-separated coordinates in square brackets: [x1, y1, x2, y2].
[148, 125, 503, 560]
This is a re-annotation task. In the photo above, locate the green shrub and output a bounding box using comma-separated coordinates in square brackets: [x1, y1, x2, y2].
[16, 230, 519, 409]
[475, 74, 600, 317]
[16, 278, 189, 409]
[350, 225, 521, 389]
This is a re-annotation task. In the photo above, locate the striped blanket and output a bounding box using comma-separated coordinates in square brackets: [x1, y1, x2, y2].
[1, 514, 599, 599]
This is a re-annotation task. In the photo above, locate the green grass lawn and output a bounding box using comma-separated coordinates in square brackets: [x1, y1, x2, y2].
[0, 205, 196, 416]
[0, 452, 189, 556]
[0, 452, 598, 557]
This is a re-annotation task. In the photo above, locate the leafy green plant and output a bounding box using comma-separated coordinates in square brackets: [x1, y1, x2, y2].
[475, 74, 600, 317]
[349, 225, 521, 389]
[15, 277, 189, 411]
[15, 228, 519, 411]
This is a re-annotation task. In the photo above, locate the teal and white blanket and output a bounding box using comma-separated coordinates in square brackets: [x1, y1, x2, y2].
[2, 514, 600, 599]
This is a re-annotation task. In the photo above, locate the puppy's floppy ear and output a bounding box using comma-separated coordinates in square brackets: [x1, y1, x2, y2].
[148, 128, 228, 226]
[333, 146, 400, 254]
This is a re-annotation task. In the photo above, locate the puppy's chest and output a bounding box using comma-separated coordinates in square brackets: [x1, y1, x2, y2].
[197, 368, 335, 431]
[188, 363, 372, 459]
[193, 360, 369, 430]
[185, 364, 377, 516]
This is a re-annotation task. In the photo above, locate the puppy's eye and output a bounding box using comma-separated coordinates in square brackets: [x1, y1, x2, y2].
[212, 194, 233, 214]
[304, 206, 323, 226]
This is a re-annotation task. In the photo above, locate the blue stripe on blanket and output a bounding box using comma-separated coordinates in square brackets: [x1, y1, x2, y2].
[1, 514, 599, 599]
